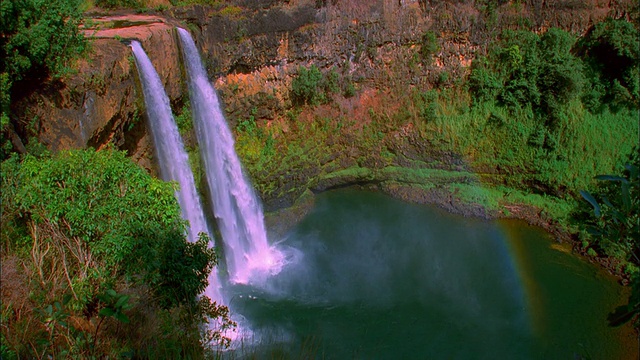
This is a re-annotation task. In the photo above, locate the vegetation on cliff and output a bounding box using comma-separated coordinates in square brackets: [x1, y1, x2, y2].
[0, 0, 87, 158]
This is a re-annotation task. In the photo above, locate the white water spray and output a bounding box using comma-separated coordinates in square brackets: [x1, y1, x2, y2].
[177, 28, 284, 284]
[130, 41, 223, 304]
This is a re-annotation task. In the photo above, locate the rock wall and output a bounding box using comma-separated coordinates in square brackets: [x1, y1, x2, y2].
[11, 0, 635, 171]
[12, 15, 185, 171]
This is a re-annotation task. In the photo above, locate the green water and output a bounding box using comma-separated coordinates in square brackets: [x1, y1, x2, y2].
[227, 189, 635, 359]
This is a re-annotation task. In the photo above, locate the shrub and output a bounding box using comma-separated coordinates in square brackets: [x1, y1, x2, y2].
[344, 81, 356, 98]
[578, 18, 639, 109]
[419, 30, 440, 65]
[94, 0, 141, 8]
[291, 65, 324, 106]
[0, 148, 232, 357]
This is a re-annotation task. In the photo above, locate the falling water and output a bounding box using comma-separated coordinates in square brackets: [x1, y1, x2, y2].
[177, 28, 283, 284]
[130, 41, 223, 304]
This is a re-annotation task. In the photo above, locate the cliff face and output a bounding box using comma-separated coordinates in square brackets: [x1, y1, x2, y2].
[12, 15, 185, 171]
[12, 0, 634, 173]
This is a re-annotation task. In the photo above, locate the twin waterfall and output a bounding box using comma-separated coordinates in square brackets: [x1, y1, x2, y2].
[131, 30, 281, 306]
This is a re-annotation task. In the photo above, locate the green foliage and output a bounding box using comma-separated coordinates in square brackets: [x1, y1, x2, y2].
[462, 22, 638, 196]
[578, 18, 639, 110]
[413, 89, 439, 123]
[0, 148, 209, 309]
[468, 65, 503, 103]
[32, 294, 97, 358]
[579, 157, 640, 328]
[290, 65, 351, 107]
[218, 5, 244, 18]
[1, 0, 87, 159]
[469, 28, 585, 126]
[98, 289, 133, 324]
[1, 0, 86, 82]
[291, 65, 324, 106]
[344, 81, 356, 98]
[175, 102, 193, 135]
[324, 68, 341, 95]
[1, 148, 232, 357]
[537, 29, 585, 124]
[169, 0, 224, 7]
[419, 31, 440, 65]
[0, 73, 10, 129]
[237, 107, 258, 134]
[94, 0, 141, 9]
[156, 233, 217, 308]
[579, 160, 639, 265]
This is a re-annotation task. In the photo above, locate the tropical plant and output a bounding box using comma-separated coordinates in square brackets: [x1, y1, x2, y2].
[580, 158, 639, 328]
[580, 162, 639, 264]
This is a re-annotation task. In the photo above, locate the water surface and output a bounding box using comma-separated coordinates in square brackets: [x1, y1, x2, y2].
[227, 189, 635, 359]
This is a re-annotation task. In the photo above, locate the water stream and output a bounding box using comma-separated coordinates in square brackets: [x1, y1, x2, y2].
[177, 28, 283, 285]
[130, 41, 223, 304]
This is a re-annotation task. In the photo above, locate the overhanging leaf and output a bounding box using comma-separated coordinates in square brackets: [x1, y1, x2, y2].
[114, 295, 130, 309]
[595, 175, 628, 183]
[624, 163, 638, 180]
[99, 307, 115, 317]
[114, 312, 130, 324]
[621, 182, 631, 212]
[580, 190, 601, 217]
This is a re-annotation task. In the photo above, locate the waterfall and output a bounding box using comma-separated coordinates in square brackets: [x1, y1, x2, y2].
[130, 41, 223, 304]
[177, 28, 283, 284]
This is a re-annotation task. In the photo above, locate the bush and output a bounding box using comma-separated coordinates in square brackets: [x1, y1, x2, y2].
[2, 149, 211, 308]
[578, 18, 639, 109]
[291, 65, 324, 106]
[0, 148, 232, 357]
[344, 81, 356, 98]
[94, 0, 141, 9]
[419, 31, 440, 65]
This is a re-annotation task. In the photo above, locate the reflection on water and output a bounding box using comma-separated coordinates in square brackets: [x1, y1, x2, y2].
[225, 189, 635, 359]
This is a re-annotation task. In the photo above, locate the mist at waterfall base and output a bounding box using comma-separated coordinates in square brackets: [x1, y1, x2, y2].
[224, 190, 633, 359]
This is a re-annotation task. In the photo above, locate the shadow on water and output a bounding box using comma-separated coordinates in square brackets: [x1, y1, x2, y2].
[223, 189, 635, 359]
